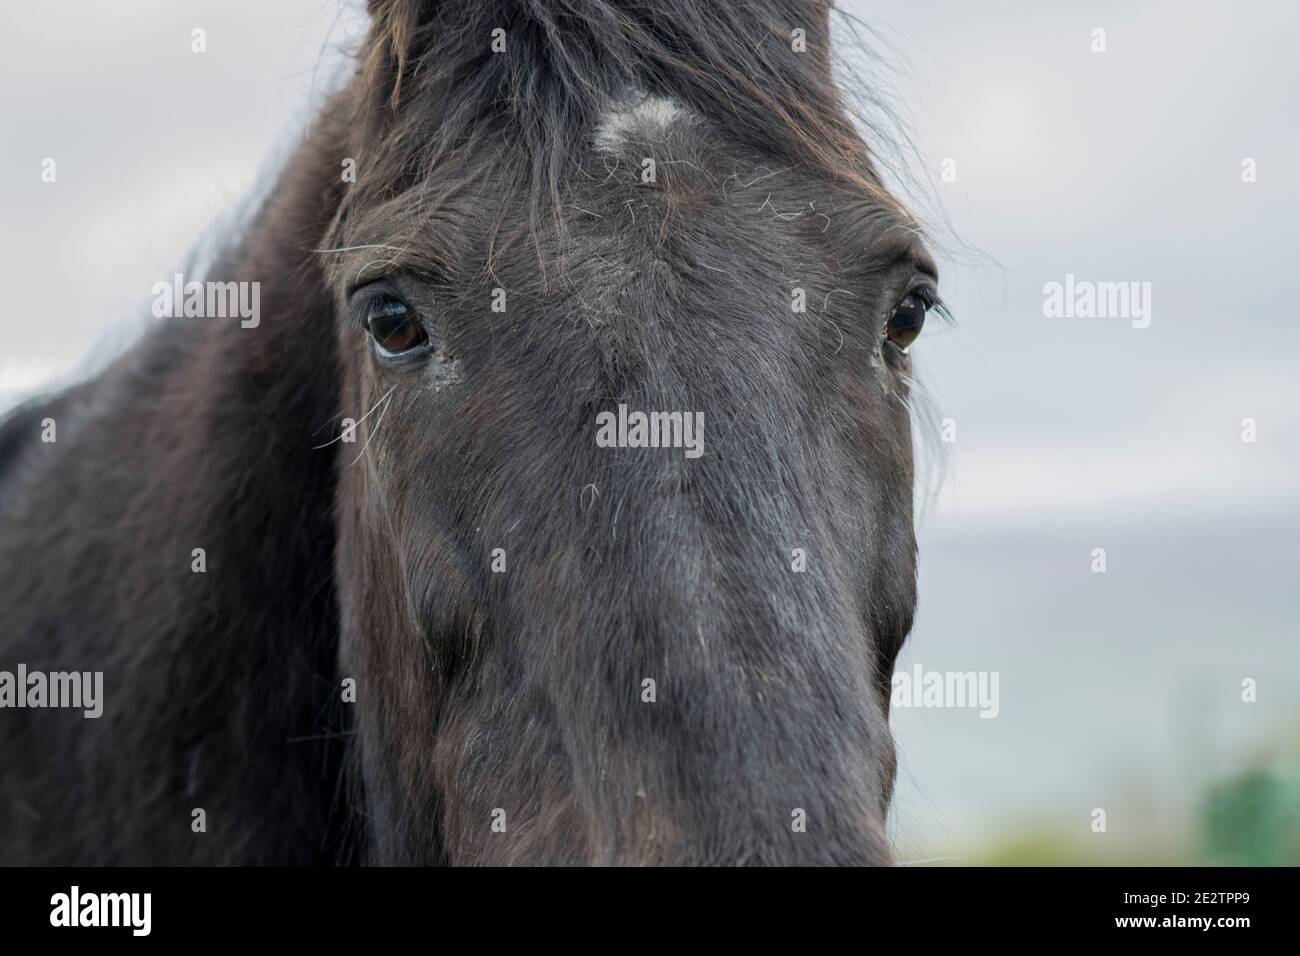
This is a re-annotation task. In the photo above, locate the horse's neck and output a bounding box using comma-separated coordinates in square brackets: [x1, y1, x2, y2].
[0, 114, 357, 864]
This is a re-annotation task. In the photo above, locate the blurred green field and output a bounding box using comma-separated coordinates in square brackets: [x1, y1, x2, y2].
[956, 729, 1300, 866]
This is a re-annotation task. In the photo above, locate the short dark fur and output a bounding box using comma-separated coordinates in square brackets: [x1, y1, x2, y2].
[0, 0, 934, 864]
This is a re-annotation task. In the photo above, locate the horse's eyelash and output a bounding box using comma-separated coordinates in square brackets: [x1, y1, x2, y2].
[902, 285, 955, 329]
[929, 298, 956, 326]
[913, 284, 940, 308]
[350, 289, 406, 330]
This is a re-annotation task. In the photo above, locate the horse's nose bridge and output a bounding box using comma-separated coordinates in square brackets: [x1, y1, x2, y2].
[571, 474, 895, 820]
[559, 297, 899, 856]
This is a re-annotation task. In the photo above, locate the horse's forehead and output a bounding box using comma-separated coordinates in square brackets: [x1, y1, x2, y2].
[592, 92, 697, 152]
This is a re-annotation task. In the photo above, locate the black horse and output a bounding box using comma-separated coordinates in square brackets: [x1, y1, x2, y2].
[0, 0, 940, 865]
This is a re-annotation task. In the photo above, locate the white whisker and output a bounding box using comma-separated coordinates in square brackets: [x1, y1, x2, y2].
[311, 244, 408, 255]
[897, 856, 964, 865]
[355, 258, 397, 285]
[348, 386, 395, 467]
[313, 385, 396, 449]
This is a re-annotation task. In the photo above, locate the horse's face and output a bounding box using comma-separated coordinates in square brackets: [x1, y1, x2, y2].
[328, 93, 936, 864]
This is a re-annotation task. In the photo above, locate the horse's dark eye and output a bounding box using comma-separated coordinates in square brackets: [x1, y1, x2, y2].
[365, 296, 427, 355]
[885, 293, 927, 352]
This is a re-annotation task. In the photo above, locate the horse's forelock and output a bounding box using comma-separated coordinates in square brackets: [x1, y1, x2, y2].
[345, 0, 901, 238]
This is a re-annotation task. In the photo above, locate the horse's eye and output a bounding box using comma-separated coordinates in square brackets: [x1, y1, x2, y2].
[365, 295, 427, 355]
[885, 292, 928, 352]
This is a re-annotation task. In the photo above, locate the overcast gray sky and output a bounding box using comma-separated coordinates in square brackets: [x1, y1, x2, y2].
[2, 0, 1296, 859]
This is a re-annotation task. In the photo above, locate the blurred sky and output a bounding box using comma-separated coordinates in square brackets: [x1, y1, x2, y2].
[1, 0, 1297, 860]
